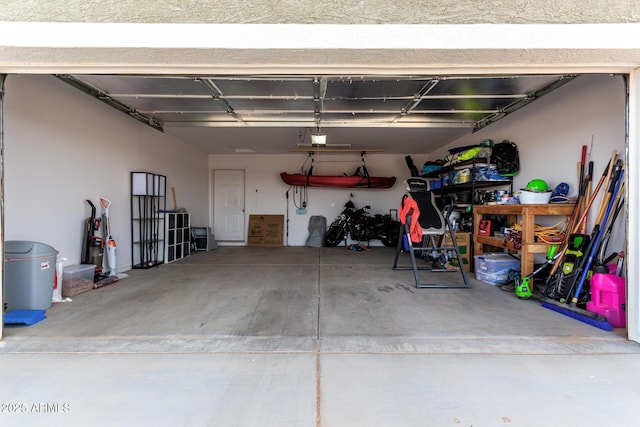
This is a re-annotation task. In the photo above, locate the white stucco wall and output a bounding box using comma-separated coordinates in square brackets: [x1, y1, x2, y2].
[209, 153, 410, 246]
[3, 75, 209, 272]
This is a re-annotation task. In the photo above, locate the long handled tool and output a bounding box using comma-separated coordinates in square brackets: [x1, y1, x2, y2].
[515, 245, 561, 299]
[100, 196, 117, 276]
[597, 188, 625, 266]
[579, 161, 594, 234]
[82, 199, 104, 279]
[591, 150, 618, 234]
[546, 158, 621, 301]
[567, 145, 587, 230]
[544, 152, 615, 284]
[568, 164, 624, 307]
[543, 155, 593, 301]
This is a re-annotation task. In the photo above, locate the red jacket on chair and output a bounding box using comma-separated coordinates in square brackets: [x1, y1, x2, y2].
[399, 195, 422, 243]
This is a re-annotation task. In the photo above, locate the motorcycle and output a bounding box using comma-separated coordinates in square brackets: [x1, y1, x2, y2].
[324, 199, 400, 248]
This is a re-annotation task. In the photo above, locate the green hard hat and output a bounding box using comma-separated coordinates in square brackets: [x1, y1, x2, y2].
[525, 179, 549, 192]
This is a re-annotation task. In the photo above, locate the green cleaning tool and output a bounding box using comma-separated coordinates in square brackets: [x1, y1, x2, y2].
[562, 234, 590, 275]
[515, 276, 533, 299]
[516, 245, 559, 299]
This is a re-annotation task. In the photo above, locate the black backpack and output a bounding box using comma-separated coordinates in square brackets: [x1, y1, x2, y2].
[491, 140, 520, 176]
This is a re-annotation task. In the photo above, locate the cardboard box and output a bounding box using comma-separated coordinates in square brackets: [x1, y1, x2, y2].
[247, 236, 265, 246]
[448, 232, 471, 271]
[474, 253, 521, 285]
[248, 215, 284, 247]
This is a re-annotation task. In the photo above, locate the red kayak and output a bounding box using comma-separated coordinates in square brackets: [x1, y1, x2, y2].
[280, 172, 396, 189]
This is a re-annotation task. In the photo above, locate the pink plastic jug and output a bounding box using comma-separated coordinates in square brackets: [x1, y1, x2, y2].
[586, 265, 626, 328]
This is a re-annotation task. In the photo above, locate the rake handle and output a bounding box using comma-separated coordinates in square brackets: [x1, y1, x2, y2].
[547, 158, 611, 278]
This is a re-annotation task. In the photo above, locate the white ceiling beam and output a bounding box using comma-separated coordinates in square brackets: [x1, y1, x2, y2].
[1, 23, 640, 75]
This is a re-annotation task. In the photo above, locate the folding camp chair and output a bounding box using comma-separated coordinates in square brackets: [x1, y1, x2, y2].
[392, 178, 471, 289]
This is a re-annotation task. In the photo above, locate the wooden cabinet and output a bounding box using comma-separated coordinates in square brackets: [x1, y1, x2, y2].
[165, 212, 191, 263]
[473, 203, 575, 276]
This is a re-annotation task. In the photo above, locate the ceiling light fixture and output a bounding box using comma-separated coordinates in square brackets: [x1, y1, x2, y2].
[311, 134, 327, 145]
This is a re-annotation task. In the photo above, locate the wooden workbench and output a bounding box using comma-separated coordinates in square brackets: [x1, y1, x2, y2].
[473, 203, 575, 276]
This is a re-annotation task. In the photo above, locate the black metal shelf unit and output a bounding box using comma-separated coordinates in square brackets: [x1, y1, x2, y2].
[422, 158, 513, 199]
[131, 172, 166, 269]
[422, 158, 513, 233]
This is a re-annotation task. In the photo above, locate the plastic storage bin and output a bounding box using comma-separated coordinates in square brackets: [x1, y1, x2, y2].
[62, 264, 96, 297]
[4, 241, 59, 311]
[474, 253, 521, 285]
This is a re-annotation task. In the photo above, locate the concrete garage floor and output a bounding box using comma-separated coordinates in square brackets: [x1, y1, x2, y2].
[1, 246, 639, 426]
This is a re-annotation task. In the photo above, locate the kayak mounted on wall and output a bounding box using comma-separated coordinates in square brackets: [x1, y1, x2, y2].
[280, 172, 396, 189]
[280, 151, 396, 189]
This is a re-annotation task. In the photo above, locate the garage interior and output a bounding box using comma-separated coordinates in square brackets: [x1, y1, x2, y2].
[1, 69, 639, 426]
[2, 20, 640, 425]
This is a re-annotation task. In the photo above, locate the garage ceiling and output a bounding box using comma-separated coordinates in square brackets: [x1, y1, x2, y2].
[57, 73, 576, 155]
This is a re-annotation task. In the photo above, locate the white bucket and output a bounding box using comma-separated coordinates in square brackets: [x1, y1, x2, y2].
[518, 189, 552, 204]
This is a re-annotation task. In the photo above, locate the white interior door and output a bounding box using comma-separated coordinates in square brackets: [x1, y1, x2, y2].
[213, 169, 245, 241]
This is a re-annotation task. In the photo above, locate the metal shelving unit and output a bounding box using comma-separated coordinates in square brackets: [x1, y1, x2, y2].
[423, 158, 513, 197]
[131, 172, 166, 269]
[423, 158, 513, 233]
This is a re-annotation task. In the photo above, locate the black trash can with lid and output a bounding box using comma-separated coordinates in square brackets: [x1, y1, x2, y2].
[4, 241, 59, 311]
